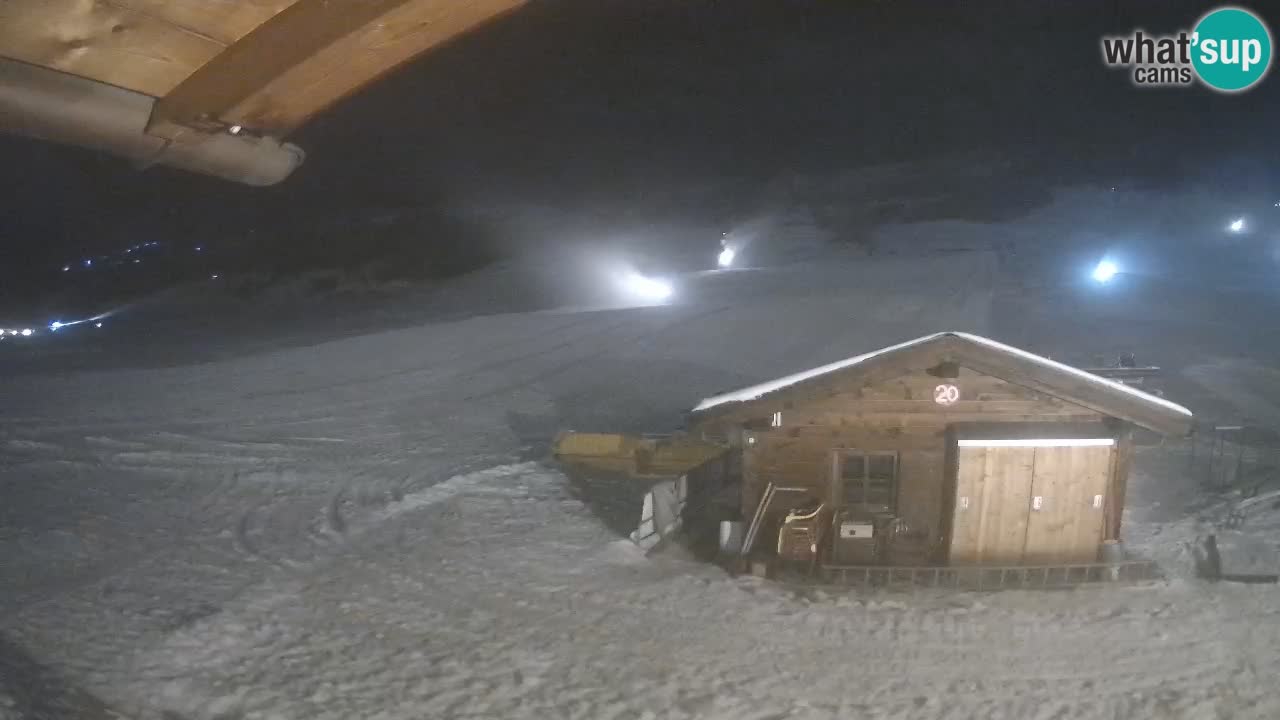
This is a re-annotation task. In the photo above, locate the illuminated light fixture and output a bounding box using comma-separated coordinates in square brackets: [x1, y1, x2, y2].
[957, 438, 1115, 448]
[211, 273, 220, 279]
[229, 125, 243, 135]
[1229, 217, 1246, 233]
[621, 271, 672, 301]
[62, 265, 70, 272]
[1092, 260, 1119, 283]
[718, 246, 736, 268]
[20, 328, 32, 336]
[49, 321, 64, 331]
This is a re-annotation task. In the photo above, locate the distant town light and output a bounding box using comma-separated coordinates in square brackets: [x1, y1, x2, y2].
[20, 328, 32, 337]
[1229, 217, 1246, 233]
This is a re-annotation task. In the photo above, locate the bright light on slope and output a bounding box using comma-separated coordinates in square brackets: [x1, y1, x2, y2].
[20, 328, 32, 337]
[621, 271, 673, 302]
[1229, 218, 1246, 233]
[717, 246, 736, 268]
[49, 321, 64, 331]
[1092, 260, 1119, 283]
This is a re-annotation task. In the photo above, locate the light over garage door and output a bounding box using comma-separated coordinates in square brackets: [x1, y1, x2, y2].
[950, 439, 1114, 565]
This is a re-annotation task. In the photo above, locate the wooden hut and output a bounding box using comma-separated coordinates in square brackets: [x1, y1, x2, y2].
[688, 332, 1193, 569]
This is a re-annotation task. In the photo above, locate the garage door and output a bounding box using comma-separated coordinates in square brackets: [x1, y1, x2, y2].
[949, 439, 1113, 565]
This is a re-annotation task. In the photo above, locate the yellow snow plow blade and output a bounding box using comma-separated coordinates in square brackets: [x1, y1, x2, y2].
[553, 432, 725, 477]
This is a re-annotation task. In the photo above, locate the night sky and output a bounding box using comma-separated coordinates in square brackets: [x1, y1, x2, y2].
[2, 0, 1277, 306]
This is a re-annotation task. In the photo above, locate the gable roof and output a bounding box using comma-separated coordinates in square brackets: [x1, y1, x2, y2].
[690, 331, 1194, 436]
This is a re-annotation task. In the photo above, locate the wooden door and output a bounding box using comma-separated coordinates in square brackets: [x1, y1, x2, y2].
[950, 441, 1113, 565]
[949, 446, 1035, 565]
[1023, 445, 1112, 563]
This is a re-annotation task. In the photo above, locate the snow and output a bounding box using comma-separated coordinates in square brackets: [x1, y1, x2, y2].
[691, 332, 944, 411]
[956, 438, 1115, 447]
[1, 244, 1279, 719]
[692, 331, 1193, 418]
[956, 331, 1194, 417]
[25, 460, 1275, 720]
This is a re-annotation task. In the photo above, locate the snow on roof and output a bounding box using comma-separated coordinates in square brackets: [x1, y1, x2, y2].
[692, 332, 946, 412]
[691, 331, 1193, 418]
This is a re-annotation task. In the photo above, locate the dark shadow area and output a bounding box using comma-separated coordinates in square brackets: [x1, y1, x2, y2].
[560, 464, 650, 539]
[6, 0, 1278, 322]
[0, 634, 119, 720]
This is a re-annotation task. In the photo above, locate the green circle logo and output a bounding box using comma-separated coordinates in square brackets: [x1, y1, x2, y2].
[1192, 7, 1273, 92]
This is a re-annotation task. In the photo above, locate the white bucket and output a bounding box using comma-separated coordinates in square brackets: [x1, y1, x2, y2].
[719, 520, 746, 554]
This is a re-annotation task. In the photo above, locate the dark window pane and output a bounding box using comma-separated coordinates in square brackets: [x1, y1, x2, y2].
[868, 454, 895, 480]
[838, 452, 897, 512]
[843, 480, 864, 505]
[841, 455, 865, 481]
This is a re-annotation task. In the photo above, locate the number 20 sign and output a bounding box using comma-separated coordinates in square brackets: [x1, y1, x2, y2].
[934, 383, 960, 405]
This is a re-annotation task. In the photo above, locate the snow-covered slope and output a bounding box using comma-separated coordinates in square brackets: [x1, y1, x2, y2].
[2, 250, 1280, 719]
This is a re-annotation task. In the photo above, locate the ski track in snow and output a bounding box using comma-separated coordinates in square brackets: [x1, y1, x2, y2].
[1, 254, 1279, 718]
[95, 465, 1280, 720]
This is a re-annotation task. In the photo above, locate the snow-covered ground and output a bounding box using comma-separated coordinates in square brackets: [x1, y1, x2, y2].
[3, 233, 1280, 718]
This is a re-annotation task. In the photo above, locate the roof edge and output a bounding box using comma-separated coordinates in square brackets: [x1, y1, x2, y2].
[690, 331, 1192, 432]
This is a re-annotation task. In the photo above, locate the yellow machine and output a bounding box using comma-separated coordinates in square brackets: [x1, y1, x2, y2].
[552, 431, 725, 478]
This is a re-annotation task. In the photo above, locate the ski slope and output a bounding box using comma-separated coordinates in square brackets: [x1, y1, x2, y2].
[2, 251, 1280, 719]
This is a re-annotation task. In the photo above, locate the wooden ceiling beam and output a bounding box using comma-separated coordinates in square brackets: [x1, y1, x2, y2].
[108, 0, 301, 46]
[0, 0, 227, 96]
[147, 0, 526, 141]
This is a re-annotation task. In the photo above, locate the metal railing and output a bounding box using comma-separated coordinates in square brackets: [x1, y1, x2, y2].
[1187, 424, 1280, 493]
[817, 560, 1158, 590]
